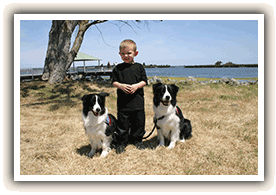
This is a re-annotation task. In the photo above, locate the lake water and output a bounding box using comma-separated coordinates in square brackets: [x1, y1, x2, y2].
[145, 67, 258, 78]
[20, 67, 258, 79]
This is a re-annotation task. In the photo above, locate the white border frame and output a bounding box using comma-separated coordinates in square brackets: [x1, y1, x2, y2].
[14, 14, 264, 182]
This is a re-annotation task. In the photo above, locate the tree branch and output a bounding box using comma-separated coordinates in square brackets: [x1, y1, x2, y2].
[94, 24, 114, 48]
[84, 20, 108, 31]
[116, 20, 140, 35]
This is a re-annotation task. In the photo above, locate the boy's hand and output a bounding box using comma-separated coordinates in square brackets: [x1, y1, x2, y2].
[120, 84, 138, 94]
[116, 81, 145, 94]
[127, 84, 139, 94]
[120, 84, 131, 94]
[128, 81, 146, 94]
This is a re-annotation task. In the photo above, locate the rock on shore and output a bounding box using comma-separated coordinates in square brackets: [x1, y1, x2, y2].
[147, 75, 258, 86]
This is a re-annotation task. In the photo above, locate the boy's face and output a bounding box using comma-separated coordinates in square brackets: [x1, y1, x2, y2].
[119, 45, 138, 64]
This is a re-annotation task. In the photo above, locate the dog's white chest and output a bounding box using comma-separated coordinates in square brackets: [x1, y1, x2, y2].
[154, 105, 180, 138]
[157, 113, 180, 133]
[82, 111, 106, 128]
[82, 111, 108, 146]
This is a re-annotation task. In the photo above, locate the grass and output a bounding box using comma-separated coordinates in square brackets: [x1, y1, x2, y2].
[19, 77, 258, 175]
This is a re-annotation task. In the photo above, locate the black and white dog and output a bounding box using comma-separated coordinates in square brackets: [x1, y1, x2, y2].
[152, 83, 192, 149]
[81, 92, 117, 158]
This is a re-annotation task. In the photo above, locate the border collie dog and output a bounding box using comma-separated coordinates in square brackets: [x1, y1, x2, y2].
[81, 92, 117, 158]
[152, 83, 192, 149]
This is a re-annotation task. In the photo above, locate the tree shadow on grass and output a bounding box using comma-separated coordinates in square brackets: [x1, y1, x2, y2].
[94, 82, 114, 89]
[20, 81, 103, 110]
[20, 82, 46, 98]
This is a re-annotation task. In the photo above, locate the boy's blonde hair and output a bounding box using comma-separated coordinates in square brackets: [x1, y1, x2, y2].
[119, 39, 137, 52]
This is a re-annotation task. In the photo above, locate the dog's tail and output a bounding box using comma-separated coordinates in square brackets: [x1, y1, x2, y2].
[183, 119, 192, 140]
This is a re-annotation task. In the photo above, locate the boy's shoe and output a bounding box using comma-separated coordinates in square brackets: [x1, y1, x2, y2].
[116, 143, 126, 154]
[134, 141, 146, 150]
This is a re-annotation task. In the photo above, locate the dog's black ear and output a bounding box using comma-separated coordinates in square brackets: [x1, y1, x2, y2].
[152, 82, 163, 93]
[99, 92, 109, 97]
[170, 84, 179, 94]
[81, 95, 87, 102]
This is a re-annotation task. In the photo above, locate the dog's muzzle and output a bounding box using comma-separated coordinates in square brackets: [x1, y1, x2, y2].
[161, 96, 171, 106]
[90, 107, 100, 116]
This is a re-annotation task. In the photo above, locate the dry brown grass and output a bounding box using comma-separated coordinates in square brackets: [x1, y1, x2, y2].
[20, 79, 258, 175]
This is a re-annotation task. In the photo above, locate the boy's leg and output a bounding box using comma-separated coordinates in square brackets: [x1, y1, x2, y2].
[116, 111, 130, 153]
[129, 110, 146, 149]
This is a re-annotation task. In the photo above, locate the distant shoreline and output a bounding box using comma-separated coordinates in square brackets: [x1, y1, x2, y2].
[184, 64, 258, 68]
[144, 64, 258, 68]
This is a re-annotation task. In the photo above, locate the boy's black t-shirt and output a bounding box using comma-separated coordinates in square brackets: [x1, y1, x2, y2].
[112, 62, 148, 111]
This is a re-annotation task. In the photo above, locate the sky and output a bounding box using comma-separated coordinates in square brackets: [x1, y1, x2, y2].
[20, 18, 259, 69]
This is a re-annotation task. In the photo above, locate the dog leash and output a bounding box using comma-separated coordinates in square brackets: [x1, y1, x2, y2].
[142, 123, 157, 140]
[142, 115, 165, 139]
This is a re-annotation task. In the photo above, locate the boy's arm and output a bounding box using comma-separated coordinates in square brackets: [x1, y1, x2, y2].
[112, 81, 121, 89]
[133, 81, 147, 89]
[113, 81, 130, 94]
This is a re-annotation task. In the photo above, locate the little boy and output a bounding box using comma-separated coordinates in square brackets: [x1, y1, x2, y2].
[112, 39, 148, 153]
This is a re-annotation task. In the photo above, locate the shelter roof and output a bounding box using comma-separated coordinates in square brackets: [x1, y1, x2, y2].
[74, 52, 101, 61]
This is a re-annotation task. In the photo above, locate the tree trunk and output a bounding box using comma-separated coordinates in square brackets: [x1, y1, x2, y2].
[42, 20, 108, 84]
[43, 20, 79, 84]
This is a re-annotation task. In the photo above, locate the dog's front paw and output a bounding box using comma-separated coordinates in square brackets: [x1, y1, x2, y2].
[100, 148, 111, 157]
[88, 150, 96, 158]
[157, 143, 165, 149]
[167, 142, 176, 149]
[100, 151, 108, 157]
